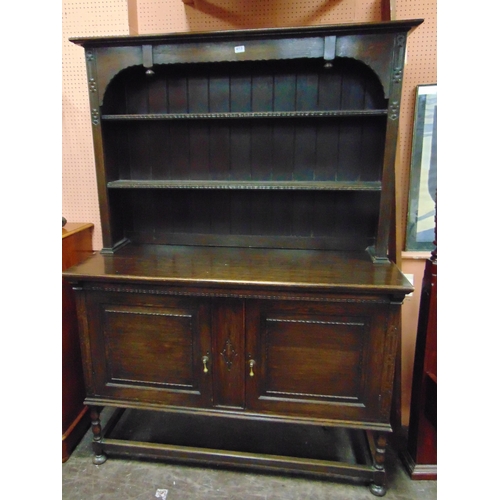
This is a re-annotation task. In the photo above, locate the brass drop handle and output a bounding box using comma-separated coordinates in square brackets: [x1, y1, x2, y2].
[202, 355, 209, 374]
[249, 359, 255, 377]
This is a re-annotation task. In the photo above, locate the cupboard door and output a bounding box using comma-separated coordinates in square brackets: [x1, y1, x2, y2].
[245, 299, 393, 424]
[85, 290, 213, 408]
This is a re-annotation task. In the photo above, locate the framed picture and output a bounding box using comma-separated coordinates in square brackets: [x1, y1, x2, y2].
[405, 84, 437, 251]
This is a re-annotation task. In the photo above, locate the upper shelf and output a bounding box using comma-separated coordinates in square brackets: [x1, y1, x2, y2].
[107, 180, 382, 191]
[101, 110, 388, 121]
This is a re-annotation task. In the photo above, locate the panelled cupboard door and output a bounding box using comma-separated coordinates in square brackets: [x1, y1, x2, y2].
[84, 291, 213, 408]
[245, 299, 392, 424]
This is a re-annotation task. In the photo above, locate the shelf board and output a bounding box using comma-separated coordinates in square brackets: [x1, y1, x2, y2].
[101, 110, 387, 121]
[107, 180, 382, 191]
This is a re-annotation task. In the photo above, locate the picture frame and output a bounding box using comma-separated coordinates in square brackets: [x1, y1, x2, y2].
[405, 84, 437, 251]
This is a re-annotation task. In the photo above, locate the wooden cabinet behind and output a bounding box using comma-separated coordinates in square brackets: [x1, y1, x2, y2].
[401, 256, 437, 479]
[64, 20, 422, 496]
[62, 222, 94, 462]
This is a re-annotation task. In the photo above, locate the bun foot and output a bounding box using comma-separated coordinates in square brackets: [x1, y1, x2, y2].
[370, 483, 387, 497]
[92, 453, 107, 465]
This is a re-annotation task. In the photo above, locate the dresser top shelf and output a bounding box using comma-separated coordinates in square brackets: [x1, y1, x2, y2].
[63, 245, 412, 294]
[70, 19, 423, 46]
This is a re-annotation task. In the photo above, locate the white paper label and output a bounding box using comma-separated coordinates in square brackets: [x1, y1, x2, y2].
[404, 273, 414, 297]
[234, 45, 245, 53]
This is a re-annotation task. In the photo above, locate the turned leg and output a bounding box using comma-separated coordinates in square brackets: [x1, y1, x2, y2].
[370, 432, 387, 497]
[90, 406, 107, 465]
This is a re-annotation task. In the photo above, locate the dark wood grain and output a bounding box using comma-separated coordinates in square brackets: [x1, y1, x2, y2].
[245, 299, 391, 422]
[68, 21, 422, 494]
[63, 244, 412, 293]
[70, 20, 423, 47]
[85, 291, 213, 407]
[212, 299, 246, 409]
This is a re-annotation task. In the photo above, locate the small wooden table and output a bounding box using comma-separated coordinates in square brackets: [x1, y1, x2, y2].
[62, 222, 94, 462]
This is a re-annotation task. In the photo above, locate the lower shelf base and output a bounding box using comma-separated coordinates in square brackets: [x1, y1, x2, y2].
[93, 407, 389, 496]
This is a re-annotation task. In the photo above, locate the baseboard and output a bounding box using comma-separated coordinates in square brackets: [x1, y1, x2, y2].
[399, 449, 437, 480]
[62, 406, 91, 463]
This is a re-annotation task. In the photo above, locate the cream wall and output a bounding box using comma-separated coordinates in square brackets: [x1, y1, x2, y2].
[132, 0, 379, 33]
[62, 0, 437, 428]
[62, 0, 130, 251]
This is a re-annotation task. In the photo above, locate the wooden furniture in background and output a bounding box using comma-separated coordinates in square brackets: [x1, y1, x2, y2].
[401, 247, 437, 479]
[64, 20, 421, 496]
[62, 222, 94, 462]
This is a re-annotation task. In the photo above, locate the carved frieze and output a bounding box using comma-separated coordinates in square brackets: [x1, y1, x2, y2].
[221, 337, 238, 370]
[91, 108, 100, 125]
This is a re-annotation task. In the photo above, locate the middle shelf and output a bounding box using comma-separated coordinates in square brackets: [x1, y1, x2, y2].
[101, 114, 387, 185]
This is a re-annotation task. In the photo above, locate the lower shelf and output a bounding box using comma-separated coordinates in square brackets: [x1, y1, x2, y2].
[96, 408, 388, 496]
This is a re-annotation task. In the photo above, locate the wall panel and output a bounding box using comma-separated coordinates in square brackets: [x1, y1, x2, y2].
[62, 0, 130, 250]
[135, 0, 357, 33]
